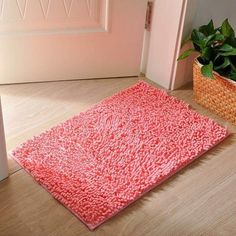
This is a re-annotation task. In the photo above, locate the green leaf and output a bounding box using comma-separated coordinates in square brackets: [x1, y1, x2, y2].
[219, 48, 236, 56]
[214, 57, 230, 70]
[199, 20, 215, 36]
[214, 53, 221, 62]
[193, 43, 201, 51]
[214, 34, 225, 41]
[201, 61, 214, 79]
[221, 19, 235, 38]
[201, 47, 212, 61]
[229, 71, 236, 81]
[177, 49, 195, 60]
[205, 34, 225, 50]
[230, 60, 236, 71]
[219, 44, 233, 52]
[225, 34, 236, 47]
[203, 34, 215, 47]
[191, 29, 206, 49]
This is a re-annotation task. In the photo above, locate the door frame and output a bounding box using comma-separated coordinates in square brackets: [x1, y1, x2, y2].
[0, 97, 8, 181]
[145, 0, 188, 90]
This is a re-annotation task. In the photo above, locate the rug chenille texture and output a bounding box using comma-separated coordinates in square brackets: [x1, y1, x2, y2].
[11, 81, 229, 230]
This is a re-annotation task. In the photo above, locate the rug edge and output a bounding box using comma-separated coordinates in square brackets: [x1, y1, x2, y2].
[9, 130, 230, 230]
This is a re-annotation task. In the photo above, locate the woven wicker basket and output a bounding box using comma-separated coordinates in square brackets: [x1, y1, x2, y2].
[193, 58, 236, 125]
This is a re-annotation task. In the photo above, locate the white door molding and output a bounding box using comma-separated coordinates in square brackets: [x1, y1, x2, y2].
[0, 97, 8, 181]
[0, 0, 110, 35]
[146, 0, 187, 90]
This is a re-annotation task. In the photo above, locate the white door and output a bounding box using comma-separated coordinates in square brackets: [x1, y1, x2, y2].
[0, 0, 147, 84]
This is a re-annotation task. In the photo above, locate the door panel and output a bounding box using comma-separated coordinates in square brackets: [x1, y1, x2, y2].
[0, 0, 147, 84]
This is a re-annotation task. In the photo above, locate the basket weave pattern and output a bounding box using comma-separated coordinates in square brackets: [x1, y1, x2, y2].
[193, 59, 236, 125]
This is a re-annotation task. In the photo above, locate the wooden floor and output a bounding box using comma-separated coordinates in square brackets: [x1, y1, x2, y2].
[0, 77, 235, 236]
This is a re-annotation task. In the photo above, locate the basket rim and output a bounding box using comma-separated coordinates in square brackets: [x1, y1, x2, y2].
[194, 57, 236, 86]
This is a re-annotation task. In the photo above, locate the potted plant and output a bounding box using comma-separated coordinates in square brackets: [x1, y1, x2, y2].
[178, 19, 236, 125]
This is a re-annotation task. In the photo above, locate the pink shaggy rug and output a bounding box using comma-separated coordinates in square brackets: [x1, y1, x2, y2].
[11, 81, 228, 230]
